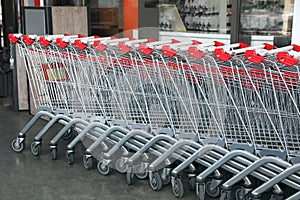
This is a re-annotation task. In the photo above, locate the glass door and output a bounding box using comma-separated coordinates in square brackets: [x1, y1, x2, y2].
[239, 0, 295, 46]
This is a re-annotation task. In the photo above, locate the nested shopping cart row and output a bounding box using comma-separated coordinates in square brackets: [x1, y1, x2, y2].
[8, 33, 300, 199]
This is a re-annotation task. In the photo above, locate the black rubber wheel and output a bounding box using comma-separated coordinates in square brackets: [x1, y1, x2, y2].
[83, 156, 93, 170]
[188, 176, 196, 191]
[115, 158, 128, 174]
[205, 180, 221, 198]
[51, 148, 57, 160]
[11, 138, 25, 153]
[149, 172, 162, 191]
[134, 163, 148, 180]
[31, 142, 41, 156]
[172, 177, 184, 198]
[67, 152, 75, 165]
[97, 161, 110, 175]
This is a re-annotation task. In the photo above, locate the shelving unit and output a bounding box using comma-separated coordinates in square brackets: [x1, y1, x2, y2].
[240, 0, 288, 36]
[159, 0, 231, 34]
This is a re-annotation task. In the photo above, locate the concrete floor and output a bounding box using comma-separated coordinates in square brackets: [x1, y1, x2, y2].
[0, 100, 200, 200]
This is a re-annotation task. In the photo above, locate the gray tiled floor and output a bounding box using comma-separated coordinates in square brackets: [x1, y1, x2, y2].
[0, 100, 201, 200]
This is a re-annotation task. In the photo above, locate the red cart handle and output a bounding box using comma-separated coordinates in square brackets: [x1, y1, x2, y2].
[56, 38, 69, 48]
[8, 34, 21, 43]
[118, 42, 132, 53]
[22, 35, 35, 45]
[188, 46, 205, 59]
[39, 36, 51, 47]
[162, 45, 177, 57]
[214, 48, 232, 61]
[277, 52, 299, 66]
[245, 50, 265, 64]
[74, 39, 87, 50]
[139, 44, 153, 55]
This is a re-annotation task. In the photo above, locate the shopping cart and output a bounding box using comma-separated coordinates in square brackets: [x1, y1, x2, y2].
[9, 33, 300, 200]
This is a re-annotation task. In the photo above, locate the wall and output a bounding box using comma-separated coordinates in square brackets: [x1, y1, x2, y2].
[291, 0, 300, 44]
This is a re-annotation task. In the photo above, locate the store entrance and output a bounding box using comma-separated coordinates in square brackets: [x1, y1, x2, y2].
[0, 0, 19, 100]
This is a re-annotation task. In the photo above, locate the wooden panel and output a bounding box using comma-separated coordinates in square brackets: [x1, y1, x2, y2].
[91, 8, 119, 27]
[16, 45, 29, 110]
[51, 6, 88, 35]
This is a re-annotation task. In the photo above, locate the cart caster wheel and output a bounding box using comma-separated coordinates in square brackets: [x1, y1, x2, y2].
[197, 183, 205, 200]
[115, 158, 128, 174]
[220, 191, 230, 200]
[51, 148, 57, 160]
[67, 152, 75, 165]
[188, 176, 196, 191]
[62, 129, 73, 141]
[206, 180, 221, 198]
[97, 161, 110, 175]
[83, 155, 93, 170]
[134, 163, 148, 180]
[149, 172, 162, 191]
[31, 142, 41, 156]
[126, 168, 135, 185]
[136, 171, 148, 180]
[172, 177, 184, 198]
[11, 138, 25, 153]
[235, 188, 246, 200]
[162, 174, 171, 185]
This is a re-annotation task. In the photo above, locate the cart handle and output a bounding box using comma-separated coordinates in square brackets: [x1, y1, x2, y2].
[55, 34, 82, 48]
[161, 40, 203, 57]
[39, 35, 66, 46]
[246, 44, 300, 64]
[118, 38, 153, 53]
[8, 33, 23, 43]
[22, 34, 38, 45]
[137, 39, 180, 55]
[213, 42, 249, 61]
[277, 52, 299, 66]
[94, 37, 131, 51]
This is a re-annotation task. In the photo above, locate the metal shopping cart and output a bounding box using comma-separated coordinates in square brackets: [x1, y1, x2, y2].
[9, 33, 300, 200]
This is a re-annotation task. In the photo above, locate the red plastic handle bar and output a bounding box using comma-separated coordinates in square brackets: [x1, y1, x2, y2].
[118, 42, 132, 53]
[78, 34, 85, 38]
[214, 48, 232, 61]
[8, 34, 20, 43]
[277, 52, 299, 67]
[39, 36, 51, 47]
[192, 40, 202, 45]
[188, 46, 205, 59]
[292, 44, 300, 52]
[74, 39, 87, 50]
[147, 38, 156, 43]
[245, 50, 265, 64]
[56, 38, 69, 48]
[171, 39, 180, 44]
[264, 43, 276, 50]
[214, 41, 224, 47]
[139, 44, 153, 55]
[162, 45, 177, 57]
[94, 41, 107, 51]
[238, 42, 250, 49]
[22, 35, 35, 45]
